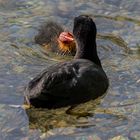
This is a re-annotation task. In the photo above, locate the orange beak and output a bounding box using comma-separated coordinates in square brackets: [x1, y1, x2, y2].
[58, 32, 74, 43]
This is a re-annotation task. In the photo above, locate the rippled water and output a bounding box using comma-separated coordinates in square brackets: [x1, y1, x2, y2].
[0, 0, 140, 139]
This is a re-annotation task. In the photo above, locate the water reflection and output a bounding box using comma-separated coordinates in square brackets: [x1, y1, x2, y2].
[0, 0, 140, 139]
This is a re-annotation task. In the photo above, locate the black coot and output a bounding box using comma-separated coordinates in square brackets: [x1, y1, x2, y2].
[25, 15, 109, 108]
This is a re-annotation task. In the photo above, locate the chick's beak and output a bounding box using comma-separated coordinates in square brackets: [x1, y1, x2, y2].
[58, 32, 74, 43]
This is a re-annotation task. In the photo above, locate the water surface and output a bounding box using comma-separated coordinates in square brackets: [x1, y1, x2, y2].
[0, 0, 140, 139]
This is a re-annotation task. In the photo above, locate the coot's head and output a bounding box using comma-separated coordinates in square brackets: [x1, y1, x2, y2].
[73, 15, 97, 40]
[73, 15, 102, 66]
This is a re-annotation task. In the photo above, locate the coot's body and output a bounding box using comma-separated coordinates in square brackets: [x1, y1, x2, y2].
[25, 15, 109, 108]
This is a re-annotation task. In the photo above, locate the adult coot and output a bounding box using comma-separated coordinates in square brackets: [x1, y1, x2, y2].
[35, 21, 76, 55]
[25, 15, 109, 108]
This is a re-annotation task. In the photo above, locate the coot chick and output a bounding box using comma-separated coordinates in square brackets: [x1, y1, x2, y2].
[35, 21, 76, 55]
[25, 15, 109, 108]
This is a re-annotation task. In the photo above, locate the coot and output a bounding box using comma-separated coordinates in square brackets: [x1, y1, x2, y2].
[35, 21, 76, 55]
[25, 15, 109, 108]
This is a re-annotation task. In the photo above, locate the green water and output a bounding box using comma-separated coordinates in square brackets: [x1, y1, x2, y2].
[0, 0, 140, 139]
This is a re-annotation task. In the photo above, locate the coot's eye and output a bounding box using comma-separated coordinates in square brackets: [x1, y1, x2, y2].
[77, 31, 80, 35]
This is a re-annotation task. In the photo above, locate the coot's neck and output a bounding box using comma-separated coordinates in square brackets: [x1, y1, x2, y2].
[74, 37, 102, 67]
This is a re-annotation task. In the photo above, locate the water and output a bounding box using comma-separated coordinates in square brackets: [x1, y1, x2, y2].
[0, 0, 140, 139]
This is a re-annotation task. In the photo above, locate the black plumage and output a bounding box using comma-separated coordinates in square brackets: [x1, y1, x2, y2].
[25, 15, 109, 108]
